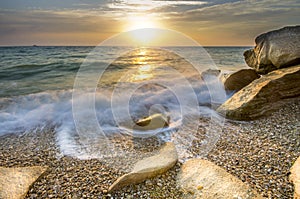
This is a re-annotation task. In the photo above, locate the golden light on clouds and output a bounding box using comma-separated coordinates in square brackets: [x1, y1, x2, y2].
[124, 14, 162, 31]
[0, 0, 299, 46]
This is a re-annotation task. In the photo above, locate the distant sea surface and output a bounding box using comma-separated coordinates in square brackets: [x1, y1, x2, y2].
[0, 46, 251, 158]
[0, 46, 250, 97]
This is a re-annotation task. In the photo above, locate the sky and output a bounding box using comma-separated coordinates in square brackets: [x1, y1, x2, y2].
[0, 0, 299, 46]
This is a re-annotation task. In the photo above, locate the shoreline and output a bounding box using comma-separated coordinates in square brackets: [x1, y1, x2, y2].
[0, 99, 299, 198]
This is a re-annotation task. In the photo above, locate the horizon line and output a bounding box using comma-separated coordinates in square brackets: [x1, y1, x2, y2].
[0, 45, 254, 48]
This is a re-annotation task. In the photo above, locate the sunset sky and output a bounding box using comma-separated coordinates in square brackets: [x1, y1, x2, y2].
[0, 0, 299, 46]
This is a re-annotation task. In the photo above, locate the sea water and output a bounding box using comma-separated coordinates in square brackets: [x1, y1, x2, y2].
[0, 46, 250, 163]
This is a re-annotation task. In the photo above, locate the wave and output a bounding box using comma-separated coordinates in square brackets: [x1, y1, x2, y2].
[0, 73, 228, 161]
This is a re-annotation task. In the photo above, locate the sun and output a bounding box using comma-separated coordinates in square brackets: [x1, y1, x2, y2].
[124, 15, 162, 46]
[126, 15, 159, 31]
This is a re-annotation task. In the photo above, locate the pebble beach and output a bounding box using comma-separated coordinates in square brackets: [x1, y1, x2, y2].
[0, 99, 299, 198]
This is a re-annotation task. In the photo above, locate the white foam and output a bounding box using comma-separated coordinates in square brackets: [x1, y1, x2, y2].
[0, 72, 229, 161]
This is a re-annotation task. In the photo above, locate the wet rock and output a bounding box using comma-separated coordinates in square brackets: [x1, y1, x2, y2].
[290, 156, 300, 199]
[201, 69, 221, 77]
[224, 69, 260, 92]
[177, 158, 263, 199]
[244, 26, 300, 74]
[0, 166, 48, 199]
[108, 142, 177, 192]
[134, 113, 169, 131]
[217, 65, 300, 120]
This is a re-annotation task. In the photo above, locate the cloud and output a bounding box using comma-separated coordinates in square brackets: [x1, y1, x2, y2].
[158, 0, 300, 45]
[0, 0, 299, 45]
[0, 8, 123, 45]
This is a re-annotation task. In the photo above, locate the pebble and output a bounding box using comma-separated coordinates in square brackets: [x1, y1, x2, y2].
[0, 101, 299, 198]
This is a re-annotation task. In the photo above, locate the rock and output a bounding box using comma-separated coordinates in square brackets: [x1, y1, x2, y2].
[0, 166, 48, 199]
[217, 65, 300, 120]
[108, 142, 178, 192]
[177, 158, 263, 199]
[224, 69, 260, 92]
[290, 156, 300, 199]
[244, 26, 300, 74]
[201, 69, 221, 77]
[134, 113, 169, 130]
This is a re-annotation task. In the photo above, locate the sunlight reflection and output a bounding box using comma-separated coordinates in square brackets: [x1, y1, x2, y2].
[130, 50, 154, 82]
[133, 49, 148, 65]
[139, 65, 152, 72]
[132, 64, 154, 81]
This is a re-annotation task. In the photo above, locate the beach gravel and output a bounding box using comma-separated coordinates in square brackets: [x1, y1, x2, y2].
[0, 99, 299, 198]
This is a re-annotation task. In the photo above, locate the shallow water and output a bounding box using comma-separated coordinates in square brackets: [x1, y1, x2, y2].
[0, 46, 250, 164]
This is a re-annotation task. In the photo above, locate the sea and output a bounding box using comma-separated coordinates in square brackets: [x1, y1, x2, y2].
[0, 46, 251, 165]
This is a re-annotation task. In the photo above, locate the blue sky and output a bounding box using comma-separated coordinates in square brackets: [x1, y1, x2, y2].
[0, 0, 299, 46]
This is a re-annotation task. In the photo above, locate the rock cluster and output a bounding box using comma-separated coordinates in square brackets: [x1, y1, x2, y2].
[218, 26, 300, 120]
[218, 65, 300, 120]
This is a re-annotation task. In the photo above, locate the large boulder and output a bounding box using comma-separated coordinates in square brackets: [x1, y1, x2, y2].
[290, 156, 300, 199]
[177, 158, 263, 199]
[108, 142, 178, 192]
[224, 69, 260, 92]
[0, 166, 48, 199]
[244, 26, 300, 74]
[217, 65, 300, 120]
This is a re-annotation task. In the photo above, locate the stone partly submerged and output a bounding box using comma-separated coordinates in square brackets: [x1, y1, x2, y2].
[223, 69, 260, 92]
[108, 142, 178, 192]
[201, 69, 221, 77]
[177, 158, 263, 199]
[0, 166, 48, 199]
[290, 156, 300, 199]
[217, 65, 300, 120]
[244, 26, 300, 74]
[134, 113, 169, 131]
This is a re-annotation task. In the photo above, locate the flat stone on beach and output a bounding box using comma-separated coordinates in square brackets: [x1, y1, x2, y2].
[177, 158, 263, 199]
[108, 142, 178, 192]
[0, 166, 48, 199]
[290, 156, 300, 199]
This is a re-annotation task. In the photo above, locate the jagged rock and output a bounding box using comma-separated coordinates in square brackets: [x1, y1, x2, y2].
[108, 142, 177, 192]
[177, 158, 263, 199]
[217, 65, 300, 120]
[224, 69, 260, 92]
[244, 26, 300, 74]
[134, 113, 169, 130]
[0, 166, 48, 199]
[290, 156, 300, 199]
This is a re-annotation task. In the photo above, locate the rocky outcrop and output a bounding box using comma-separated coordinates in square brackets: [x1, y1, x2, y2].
[134, 113, 169, 130]
[244, 26, 300, 74]
[217, 65, 300, 120]
[177, 158, 263, 199]
[108, 142, 177, 192]
[290, 156, 300, 199]
[0, 166, 48, 199]
[224, 69, 260, 92]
